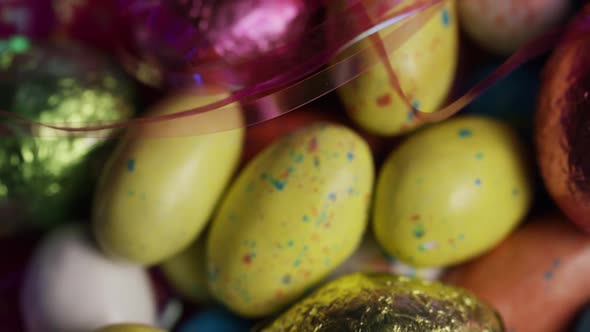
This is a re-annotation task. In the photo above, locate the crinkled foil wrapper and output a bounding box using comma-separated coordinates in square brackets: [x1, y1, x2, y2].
[259, 273, 504, 332]
[0, 41, 135, 235]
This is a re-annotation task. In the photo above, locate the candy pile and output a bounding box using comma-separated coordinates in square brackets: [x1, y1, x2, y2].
[1, 0, 590, 331]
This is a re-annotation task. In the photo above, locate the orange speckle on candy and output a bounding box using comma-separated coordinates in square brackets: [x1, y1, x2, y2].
[275, 290, 284, 299]
[376, 94, 392, 107]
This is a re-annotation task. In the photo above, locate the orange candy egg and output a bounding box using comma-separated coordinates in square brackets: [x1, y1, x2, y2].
[443, 214, 590, 332]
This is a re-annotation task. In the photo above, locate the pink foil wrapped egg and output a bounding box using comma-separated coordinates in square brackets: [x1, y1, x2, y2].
[120, 0, 322, 89]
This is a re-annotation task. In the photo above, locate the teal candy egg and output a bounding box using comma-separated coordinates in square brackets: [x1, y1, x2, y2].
[177, 307, 253, 332]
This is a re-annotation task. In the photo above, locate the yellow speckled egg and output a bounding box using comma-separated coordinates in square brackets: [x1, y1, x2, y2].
[373, 116, 533, 267]
[94, 324, 166, 332]
[330, 0, 459, 136]
[207, 123, 374, 318]
[160, 232, 210, 303]
[93, 88, 244, 265]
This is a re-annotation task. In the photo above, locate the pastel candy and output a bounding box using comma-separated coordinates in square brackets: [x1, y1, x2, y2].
[21, 224, 156, 332]
[373, 116, 533, 267]
[444, 214, 590, 332]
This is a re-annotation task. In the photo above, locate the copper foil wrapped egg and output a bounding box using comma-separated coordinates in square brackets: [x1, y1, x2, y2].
[121, 0, 321, 88]
[535, 8, 590, 232]
[260, 273, 504, 332]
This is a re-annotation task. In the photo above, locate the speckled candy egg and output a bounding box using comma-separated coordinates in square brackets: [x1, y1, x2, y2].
[444, 213, 590, 332]
[458, 0, 572, 55]
[373, 116, 533, 267]
[94, 324, 165, 332]
[330, 0, 459, 136]
[21, 224, 156, 332]
[260, 273, 504, 331]
[207, 123, 374, 317]
[93, 88, 244, 265]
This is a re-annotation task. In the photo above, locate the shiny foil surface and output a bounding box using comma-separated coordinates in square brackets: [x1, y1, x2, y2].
[175, 0, 311, 61]
[260, 273, 504, 332]
[122, 0, 321, 88]
[0, 40, 135, 235]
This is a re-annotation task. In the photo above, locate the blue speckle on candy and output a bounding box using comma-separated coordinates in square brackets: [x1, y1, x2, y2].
[441, 8, 451, 27]
[458, 128, 473, 138]
[127, 159, 135, 172]
[177, 307, 253, 332]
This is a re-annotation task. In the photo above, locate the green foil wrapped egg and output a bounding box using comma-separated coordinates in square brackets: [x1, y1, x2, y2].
[260, 273, 504, 332]
[0, 39, 135, 235]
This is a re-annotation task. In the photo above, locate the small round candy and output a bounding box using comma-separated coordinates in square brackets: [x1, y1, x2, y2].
[373, 116, 534, 267]
[94, 323, 166, 332]
[177, 307, 252, 332]
[458, 0, 572, 55]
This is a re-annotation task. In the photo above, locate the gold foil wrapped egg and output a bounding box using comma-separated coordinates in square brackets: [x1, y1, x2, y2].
[260, 273, 504, 332]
